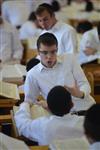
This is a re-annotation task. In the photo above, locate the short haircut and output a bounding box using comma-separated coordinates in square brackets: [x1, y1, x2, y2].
[47, 86, 72, 116]
[28, 11, 36, 21]
[85, 1, 94, 12]
[37, 32, 58, 50]
[84, 104, 100, 141]
[35, 3, 54, 17]
[76, 21, 93, 33]
[51, 0, 60, 12]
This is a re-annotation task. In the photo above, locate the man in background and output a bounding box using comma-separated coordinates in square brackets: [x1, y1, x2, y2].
[84, 104, 100, 150]
[35, 3, 77, 54]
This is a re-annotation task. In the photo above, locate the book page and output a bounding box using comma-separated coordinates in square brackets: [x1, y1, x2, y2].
[31, 104, 50, 119]
[50, 136, 89, 150]
[15, 64, 26, 76]
[0, 132, 29, 150]
[2, 64, 26, 82]
[0, 81, 20, 100]
[13, 104, 50, 119]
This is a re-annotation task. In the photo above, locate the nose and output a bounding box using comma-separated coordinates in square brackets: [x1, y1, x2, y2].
[39, 20, 45, 28]
[46, 53, 53, 59]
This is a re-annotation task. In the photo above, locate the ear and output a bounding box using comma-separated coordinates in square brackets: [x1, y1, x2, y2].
[84, 130, 93, 144]
[70, 101, 74, 109]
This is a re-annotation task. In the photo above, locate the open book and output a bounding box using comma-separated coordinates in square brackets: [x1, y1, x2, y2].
[0, 132, 29, 150]
[1, 64, 26, 83]
[13, 104, 50, 119]
[49, 136, 89, 150]
[0, 81, 20, 100]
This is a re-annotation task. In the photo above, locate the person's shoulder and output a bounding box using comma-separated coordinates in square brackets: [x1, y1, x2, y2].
[20, 21, 34, 30]
[83, 28, 95, 35]
[57, 21, 75, 31]
[27, 62, 41, 75]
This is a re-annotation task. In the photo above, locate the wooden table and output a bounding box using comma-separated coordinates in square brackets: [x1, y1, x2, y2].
[0, 114, 11, 124]
[0, 98, 18, 108]
[29, 146, 49, 150]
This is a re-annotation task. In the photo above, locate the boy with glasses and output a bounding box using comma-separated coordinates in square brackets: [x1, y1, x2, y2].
[24, 32, 95, 111]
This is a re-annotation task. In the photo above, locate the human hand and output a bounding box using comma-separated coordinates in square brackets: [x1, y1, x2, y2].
[36, 100, 48, 110]
[64, 81, 84, 98]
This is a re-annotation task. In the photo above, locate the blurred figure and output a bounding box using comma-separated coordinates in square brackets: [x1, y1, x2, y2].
[84, 104, 100, 150]
[78, 23, 100, 65]
[85, 0, 94, 12]
[2, 0, 33, 28]
[0, 1, 23, 64]
[51, 0, 60, 12]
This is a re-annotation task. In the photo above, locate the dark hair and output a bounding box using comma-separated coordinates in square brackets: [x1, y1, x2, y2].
[84, 104, 100, 141]
[85, 1, 94, 12]
[26, 58, 40, 72]
[35, 3, 54, 17]
[76, 21, 93, 33]
[97, 22, 100, 36]
[37, 32, 58, 50]
[28, 11, 37, 21]
[47, 86, 73, 116]
[67, 0, 72, 5]
[51, 0, 60, 12]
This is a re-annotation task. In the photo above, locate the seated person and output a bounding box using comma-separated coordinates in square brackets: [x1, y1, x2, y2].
[84, 103, 100, 150]
[15, 86, 84, 145]
[2, 0, 33, 28]
[78, 23, 100, 65]
[24, 32, 95, 111]
[0, 10, 23, 64]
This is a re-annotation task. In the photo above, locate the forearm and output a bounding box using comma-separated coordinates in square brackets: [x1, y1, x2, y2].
[15, 102, 32, 136]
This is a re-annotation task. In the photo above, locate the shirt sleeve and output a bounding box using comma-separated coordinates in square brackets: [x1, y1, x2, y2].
[14, 102, 44, 142]
[24, 71, 40, 104]
[71, 55, 91, 97]
[63, 27, 77, 53]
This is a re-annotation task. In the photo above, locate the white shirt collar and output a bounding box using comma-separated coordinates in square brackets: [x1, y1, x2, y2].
[90, 142, 100, 150]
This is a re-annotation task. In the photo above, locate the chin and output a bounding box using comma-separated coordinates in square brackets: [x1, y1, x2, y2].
[47, 64, 53, 68]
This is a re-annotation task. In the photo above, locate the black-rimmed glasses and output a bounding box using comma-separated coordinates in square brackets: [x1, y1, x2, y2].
[39, 49, 57, 56]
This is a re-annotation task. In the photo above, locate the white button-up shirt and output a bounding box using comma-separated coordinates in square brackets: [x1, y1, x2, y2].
[15, 102, 84, 145]
[41, 21, 77, 54]
[24, 54, 95, 111]
[90, 142, 100, 150]
[78, 28, 100, 64]
[0, 20, 23, 63]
